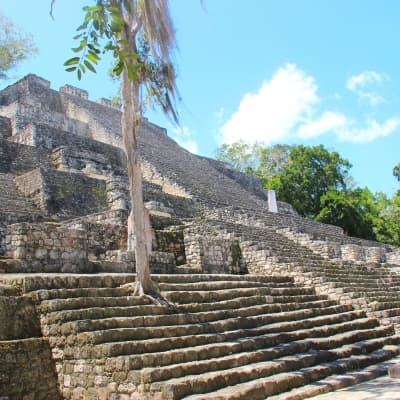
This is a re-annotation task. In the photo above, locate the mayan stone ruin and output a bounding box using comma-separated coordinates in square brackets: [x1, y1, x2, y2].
[1, 74, 400, 399]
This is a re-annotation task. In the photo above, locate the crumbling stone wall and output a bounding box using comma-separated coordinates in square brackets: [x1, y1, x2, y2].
[154, 228, 186, 266]
[64, 209, 128, 226]
[65, 221, 127, 260]
[7, 222, 88, 273]
[184, 227, 243, 273]
[15, 167, 108, 218]
[0, 296, 41, 340]
[3, 102, 89, 138]
[13, 122, 125, 166]
[0, 338, 61, 399]
[0, 139, 49, 173]
[0, 276, 61, 399]
[61, 86, 122, 147]
[15, 168, 45, 210]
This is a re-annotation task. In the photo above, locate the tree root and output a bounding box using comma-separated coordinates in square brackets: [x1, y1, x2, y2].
[120, 280, 179, 312]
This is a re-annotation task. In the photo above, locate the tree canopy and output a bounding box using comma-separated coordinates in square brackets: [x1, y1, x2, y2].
[216, 141, 400, 246]
[0, 14, 38, 79]
[217, 142, 351, 218]
[315, 188, 375, 239]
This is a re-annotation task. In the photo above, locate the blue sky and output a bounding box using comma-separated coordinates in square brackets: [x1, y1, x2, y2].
[1, 1, 400, 196]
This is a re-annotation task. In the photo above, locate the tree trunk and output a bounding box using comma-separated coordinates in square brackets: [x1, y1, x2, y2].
[121, 69, 154, 295]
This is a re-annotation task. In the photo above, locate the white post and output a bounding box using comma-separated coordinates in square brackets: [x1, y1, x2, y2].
[268, 190, 278, 213]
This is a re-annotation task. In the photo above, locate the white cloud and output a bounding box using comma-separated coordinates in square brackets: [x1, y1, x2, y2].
[346, 71, 385, 91]
[218, 64, 400, 147]
[298, 111, 348, 139]
[220, 63, 319, 145]
[337, 118, 400, 143]
[346, 70, 387, 105]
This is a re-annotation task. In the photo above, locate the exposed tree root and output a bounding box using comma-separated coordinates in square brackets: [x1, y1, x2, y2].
[121, 280, 179, 312]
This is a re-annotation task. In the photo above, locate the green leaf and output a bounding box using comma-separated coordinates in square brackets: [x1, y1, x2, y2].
[87, 52, 100, 63]
[64, 57, 80, 66]
[77, 68, 82, 80]
[112, 59, 124, 76]
[84, 60, 96, 73]
[93, 19, 100, 30]
[87, 44, 100, 53]
[65, 67, 77, 72]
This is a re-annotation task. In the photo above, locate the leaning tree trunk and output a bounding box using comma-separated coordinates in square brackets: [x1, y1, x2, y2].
[121, 68, 154, 295]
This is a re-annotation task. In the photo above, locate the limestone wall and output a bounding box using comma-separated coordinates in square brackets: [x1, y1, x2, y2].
[7, 222, 89, 273]
[154, 229, 186, 266]
[15, 168, 46, 210]
[0, 296, 41, 340]
[0, 115, 11, 139]
[65, 221, 127, 260]
[13, 123, 125, 166]
[0, 74, 57, 111]
[63, 209, 128, 227]
[2, 102, 89, 138]
[61, 88, 122, 147]
[0, 338, 61, 400]
[183, 225, 244, 273]
[16, 168, 108, 218]
[0, 139, 49, 173]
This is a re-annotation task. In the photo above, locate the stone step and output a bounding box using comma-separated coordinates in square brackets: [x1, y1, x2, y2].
[271, 294, 327, 304]
[373, 308, 400, 318]
[28, 286, 133, 302]
[60, 303, 353, 336]
[267, 363, 388, 400]
[320, 270, 400, 279]
[1, 274, 294, 293]
[167, 298, 337, 315]
[70, 309, 366, 346]
[334, 281, 400, 290]
[157, 280, 296, 292]
[124, 327, 397, 374]
[0, 173, 44, 217]
[38, 295, 155, 313]
[66, 316, 388, 360]
[360, 295, 400, 303]
[139, 335, 398, 386]
[38, 293, 331, 323]
[154, 274, 294, 285]
[151, 345, 399, 400]
[323, 275, 400, 284]
[0, 273, 137, 292]
[43, 304, 169, 325]
[370, 301, 400, 311]
[163, 287, 273, 304]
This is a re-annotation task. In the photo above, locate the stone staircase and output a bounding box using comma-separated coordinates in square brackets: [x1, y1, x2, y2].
[197, 219, 400, 332]
[0, 172, 45, 221]
[3, 273, 398, 400]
